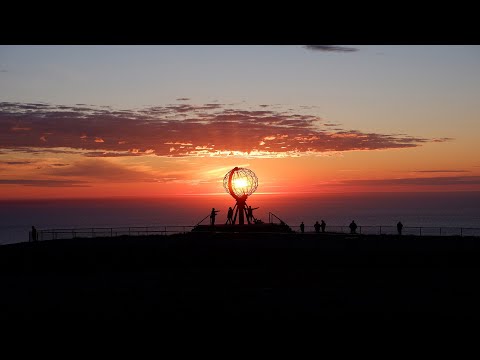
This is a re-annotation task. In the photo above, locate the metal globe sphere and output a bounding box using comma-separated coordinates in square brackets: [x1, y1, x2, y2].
[223, 167, 258, 199]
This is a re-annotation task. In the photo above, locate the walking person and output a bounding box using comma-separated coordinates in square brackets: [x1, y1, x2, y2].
[397, 221, 403, 235]
[300, 221, 305, 233]
[314, 221, 320, 233]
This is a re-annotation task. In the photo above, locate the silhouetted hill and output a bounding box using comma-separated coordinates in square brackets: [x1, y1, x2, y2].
[2, 232, 480, 323]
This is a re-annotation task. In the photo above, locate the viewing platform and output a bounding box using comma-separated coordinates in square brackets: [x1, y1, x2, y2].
[191, 222, 293, 233]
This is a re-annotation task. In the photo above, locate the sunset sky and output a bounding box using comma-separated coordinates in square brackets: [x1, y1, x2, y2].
[1, 45, 479, 200]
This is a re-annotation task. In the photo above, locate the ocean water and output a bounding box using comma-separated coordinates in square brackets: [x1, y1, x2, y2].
[1, 192, 480, 245]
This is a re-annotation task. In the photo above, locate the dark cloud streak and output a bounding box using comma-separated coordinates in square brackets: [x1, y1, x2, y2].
[0, 160, 33, 165]
[304, 45, 358, 53]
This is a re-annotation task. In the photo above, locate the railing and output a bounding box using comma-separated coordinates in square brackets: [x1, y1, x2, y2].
[298, 225, 480, 237]
[35, 225, 195, 241]
[268, 212, 289, 226]
[27, 224, 480, 242]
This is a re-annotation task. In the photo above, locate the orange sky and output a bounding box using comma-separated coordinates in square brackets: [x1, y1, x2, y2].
[1, 135, 479, 200]
[1, 46, 479, 200]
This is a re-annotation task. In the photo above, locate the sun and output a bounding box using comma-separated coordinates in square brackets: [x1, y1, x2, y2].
[233, 177, 248, 190]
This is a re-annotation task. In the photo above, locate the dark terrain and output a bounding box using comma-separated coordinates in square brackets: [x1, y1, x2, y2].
[1, 231, 480, 321]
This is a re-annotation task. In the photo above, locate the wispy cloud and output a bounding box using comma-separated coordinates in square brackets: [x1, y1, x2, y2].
[42, 158, 158, 182]
[304, 45, 358, 53]
[0, 179, 89, 187]
[412, 170, 469, 173]
[0, 160, 33, 165]
[338, 176, 480, 186]
[0, 101, 449, 158]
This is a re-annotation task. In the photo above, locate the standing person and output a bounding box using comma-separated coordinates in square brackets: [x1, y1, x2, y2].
[314, 221, 320, 233]
[320, 220, 326, 233]
[210, 208, 219, 226]
[349, 220, 357, 234]
[247, 205, 259, 224]
[227, 207, 234, 224]
[30, 226, 37, 242]
[397, 221, 403, 235]
[300, 222, 305, 233]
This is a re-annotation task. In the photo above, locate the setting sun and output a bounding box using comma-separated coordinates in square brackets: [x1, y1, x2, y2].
[233, 178, 248, 191]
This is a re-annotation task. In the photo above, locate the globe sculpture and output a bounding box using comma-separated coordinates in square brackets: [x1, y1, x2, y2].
[223, 167, 258, 225]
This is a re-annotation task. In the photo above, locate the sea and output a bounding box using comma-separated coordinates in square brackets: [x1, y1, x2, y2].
[1, 192, 480, 245]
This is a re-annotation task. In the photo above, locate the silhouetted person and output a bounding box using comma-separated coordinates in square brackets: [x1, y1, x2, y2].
[397, 221, 403, 235]
[210, 208, 219, 226]
[31, 226, 37, 242]
[300, 222, 305, 233]
[247, 205, 259, 223]
[321, 220, 326, 233]
[227, 207, 234, 224]
[314, 221, 320, 233]
[349, 220, 357, 234]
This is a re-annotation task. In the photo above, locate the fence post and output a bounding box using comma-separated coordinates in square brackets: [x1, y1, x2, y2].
[420, 227, 422, 236]
[461, 228, 463, 237]
[359, 226, 362, 234]
[91, 228, 94, 237]
[129, 227, 131, 236]
[164, 226, 167, 236]
[440, 227, 442, 236]
[379, 226, 382, 235]
[111, 228, 113, 237]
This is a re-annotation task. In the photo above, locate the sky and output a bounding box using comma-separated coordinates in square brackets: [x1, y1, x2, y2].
[1, 45, 479, 201]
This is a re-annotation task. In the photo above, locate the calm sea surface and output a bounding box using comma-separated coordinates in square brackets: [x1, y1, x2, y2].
[1, 192, 480, 245]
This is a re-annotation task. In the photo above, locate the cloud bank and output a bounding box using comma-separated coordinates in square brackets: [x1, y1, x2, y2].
[0, 101, 448, 158]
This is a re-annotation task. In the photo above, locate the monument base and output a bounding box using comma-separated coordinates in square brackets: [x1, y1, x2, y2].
[191, 222, 292, 233]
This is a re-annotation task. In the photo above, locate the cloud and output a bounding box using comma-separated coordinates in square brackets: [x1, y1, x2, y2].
[0, 160, 32, 165]
[304, 45, 358, 53]
[176, 98, 190, 101]
[412, 170, 469, 173]
[0, 179, 89, 187]
[338, 176, 480, 187]
[0, 101, 449, 158]
[0, 70, 7, 73]
[11, 126, 31, 131]
[432, 138, 454, 142]
[42, 158, 157, 182]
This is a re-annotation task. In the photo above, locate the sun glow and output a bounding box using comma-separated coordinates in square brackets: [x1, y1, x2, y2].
[233, 177, 248, 190]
